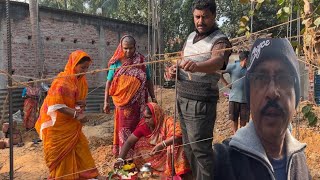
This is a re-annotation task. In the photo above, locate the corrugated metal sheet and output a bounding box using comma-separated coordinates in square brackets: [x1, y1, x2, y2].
[86, 87, 108, 113]
[0, 87, 110, 121]
[0, 88, 24, 121]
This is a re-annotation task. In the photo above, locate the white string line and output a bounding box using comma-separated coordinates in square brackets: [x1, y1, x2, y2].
[1, 5, 318, 179]
[2, 10, 320, 88]
[0, 9, 320, 85]
[3, 55, 203, 88]
[87, 82, 106, 95]
[5, 56, 314, 96]
[52, 69, 311, 179]
[4, 40, 320, 89]
[5, 47, 235, 89]
[6, 12, 320, 178]
[123, 70, 312, 160]
[3, 56, 315, 94]
[52, 167, 100, 180]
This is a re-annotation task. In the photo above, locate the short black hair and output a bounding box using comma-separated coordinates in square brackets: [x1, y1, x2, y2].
[28, 79, 33, 82]
[192, 0, 216, 15]
[77, 56, 91, 65]
[239, 51, 249, 61]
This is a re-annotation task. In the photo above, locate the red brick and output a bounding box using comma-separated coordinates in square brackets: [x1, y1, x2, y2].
[0, 1, 148, 88]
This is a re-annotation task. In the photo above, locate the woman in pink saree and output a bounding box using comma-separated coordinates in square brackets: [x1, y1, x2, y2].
[22, 79, 40, 130]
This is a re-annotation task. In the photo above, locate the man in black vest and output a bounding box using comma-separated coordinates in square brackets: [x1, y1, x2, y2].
[169, 0, 231, 179]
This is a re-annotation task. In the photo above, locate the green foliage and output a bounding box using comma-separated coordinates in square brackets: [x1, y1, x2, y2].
[104, 0, 148, 23]
[302, 105, 311, 114]
[216, 0, 249, 37]
[39, 0, 86, 12]
[235, 0, 320, 37]
[108, 169, 128, 180]
[301, 104, 318, 126]
[216, 0, 287, 38]
[162, 0, 194, 52]
[314, 17, 320, 27]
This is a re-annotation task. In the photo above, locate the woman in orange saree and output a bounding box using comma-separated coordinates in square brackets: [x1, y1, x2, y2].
[114, 102, 191, 179]
[35, 50, 99, 179]
[104, 35, 156, 157]
[22, 79, 40, 130]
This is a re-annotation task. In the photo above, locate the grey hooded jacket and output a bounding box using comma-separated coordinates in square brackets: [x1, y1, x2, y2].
[213, 121, 311, 180]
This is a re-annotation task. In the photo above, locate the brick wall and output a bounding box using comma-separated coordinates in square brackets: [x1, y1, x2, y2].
[0, 1, 149, 89]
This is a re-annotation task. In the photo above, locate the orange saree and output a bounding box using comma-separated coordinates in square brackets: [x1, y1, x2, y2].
[134, 103, 190, 177]
[35, 50, 99, 179]
[108, 36, 148, 157]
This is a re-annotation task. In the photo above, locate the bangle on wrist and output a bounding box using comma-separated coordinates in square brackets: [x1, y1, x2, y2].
[162, 140, 167, 147]
[73, 110, 77, 119]
[117, 158, 125, 162]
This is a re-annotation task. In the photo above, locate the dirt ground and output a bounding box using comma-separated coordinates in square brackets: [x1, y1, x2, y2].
[0, 88, 319, 179]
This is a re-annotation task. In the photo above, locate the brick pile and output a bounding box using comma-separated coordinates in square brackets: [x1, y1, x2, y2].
[0, 122, 22, 149]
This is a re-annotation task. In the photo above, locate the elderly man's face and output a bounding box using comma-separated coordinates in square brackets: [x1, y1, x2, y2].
[249, 59, 296, 142]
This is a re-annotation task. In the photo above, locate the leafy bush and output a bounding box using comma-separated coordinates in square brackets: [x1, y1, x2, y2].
[302, 104, 318, 126]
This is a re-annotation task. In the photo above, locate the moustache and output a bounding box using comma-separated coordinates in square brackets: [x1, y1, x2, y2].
[261, 100, 284, 115]
[197, 24, 207, 27]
